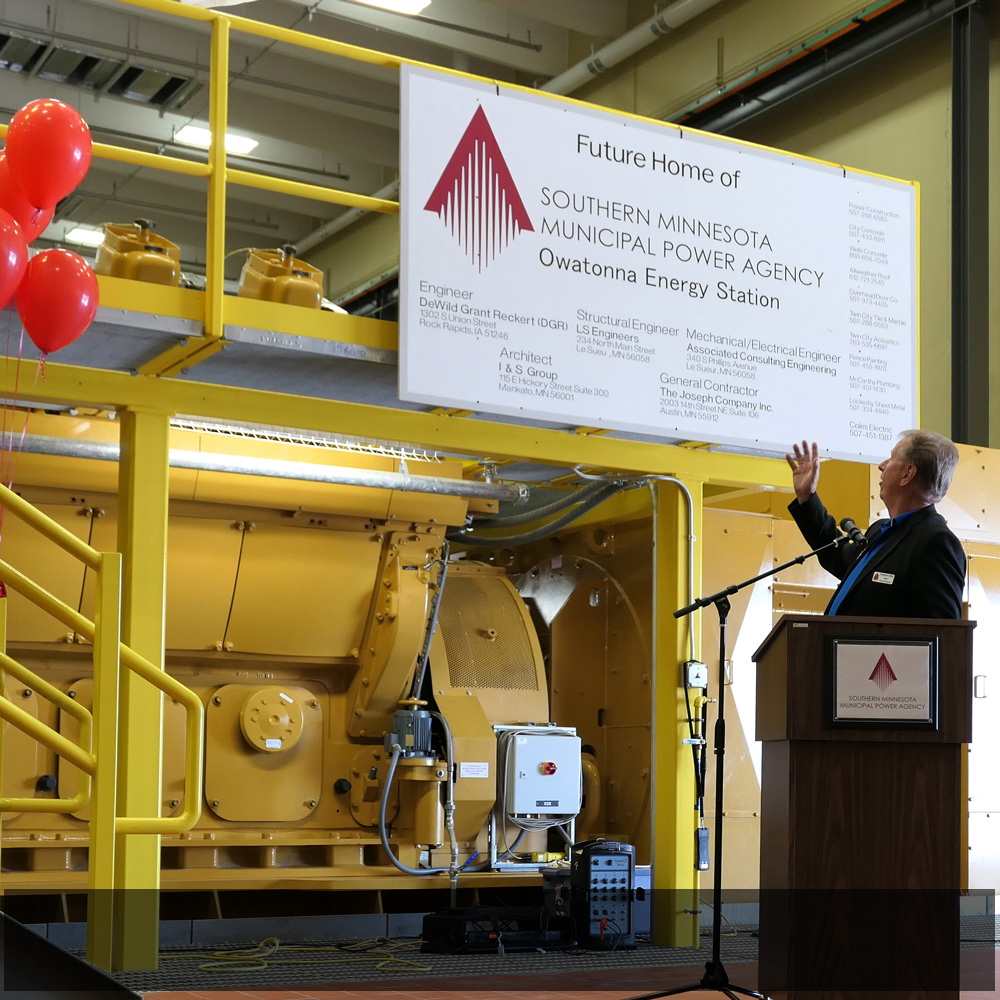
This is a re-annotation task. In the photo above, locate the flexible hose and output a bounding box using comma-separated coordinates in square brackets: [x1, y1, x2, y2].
[430, 710, 460, 904]
[377, 745, 447, 876]
[447, 481, 631, 547]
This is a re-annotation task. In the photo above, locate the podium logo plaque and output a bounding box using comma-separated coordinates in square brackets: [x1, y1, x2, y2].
[825, 636, 939, 729]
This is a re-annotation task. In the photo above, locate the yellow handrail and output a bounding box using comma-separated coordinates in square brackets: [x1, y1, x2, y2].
[226, 168, 399, 215]
[0, 691, 95, 780]
[115, 0, 411, 70]
[0, 559, 204, 835]
[93, 142, 212, 177]
[0, 651, 94, 813]
[0, 483, 100, 570]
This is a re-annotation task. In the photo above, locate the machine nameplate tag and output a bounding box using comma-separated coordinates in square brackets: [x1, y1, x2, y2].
[460, 761, 490, 777]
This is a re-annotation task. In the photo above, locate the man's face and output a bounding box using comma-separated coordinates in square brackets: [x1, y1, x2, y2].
[878, 438, 914, 510]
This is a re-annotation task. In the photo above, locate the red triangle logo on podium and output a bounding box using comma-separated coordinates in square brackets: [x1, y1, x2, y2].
[424, 105, 533, 271]
[868, 652, 897, 692]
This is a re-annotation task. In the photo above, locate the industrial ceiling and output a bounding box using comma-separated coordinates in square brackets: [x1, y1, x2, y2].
[0, 0, 655, 276]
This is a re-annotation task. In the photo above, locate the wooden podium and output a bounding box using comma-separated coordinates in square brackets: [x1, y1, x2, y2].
[753, 614, 974, 999]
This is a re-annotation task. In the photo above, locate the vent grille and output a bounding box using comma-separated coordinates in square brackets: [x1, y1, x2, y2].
[0, 31, 199, 110]
[438, 576, 538, 691]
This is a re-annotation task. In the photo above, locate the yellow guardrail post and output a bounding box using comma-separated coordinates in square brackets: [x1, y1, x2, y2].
[87, 552, 123, 969]
[652, 478, 703, 948]
[0, 595, 6, 897]
[113, 408, 170, 970]
[205, 13, 229, 343]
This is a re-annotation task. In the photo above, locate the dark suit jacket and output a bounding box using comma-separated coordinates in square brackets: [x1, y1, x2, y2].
[788, 493, 966, 619]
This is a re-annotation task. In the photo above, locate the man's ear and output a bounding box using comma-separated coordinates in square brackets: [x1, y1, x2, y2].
[900, 462, 917, 487]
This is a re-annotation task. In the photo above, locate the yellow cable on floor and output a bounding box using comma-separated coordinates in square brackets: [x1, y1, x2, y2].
[159, 936, 432, 975]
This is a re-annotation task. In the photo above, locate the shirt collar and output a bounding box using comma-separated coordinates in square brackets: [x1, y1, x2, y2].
[888, 507, 920, 528]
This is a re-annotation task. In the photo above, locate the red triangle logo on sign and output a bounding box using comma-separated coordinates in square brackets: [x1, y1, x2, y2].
[424, 105, 533, 270]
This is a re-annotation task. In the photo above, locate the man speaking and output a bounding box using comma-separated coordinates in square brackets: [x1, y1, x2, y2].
[786, 430, 966, 619]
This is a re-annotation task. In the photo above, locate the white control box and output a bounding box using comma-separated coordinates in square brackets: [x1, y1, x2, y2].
[505, 732, 582, 815]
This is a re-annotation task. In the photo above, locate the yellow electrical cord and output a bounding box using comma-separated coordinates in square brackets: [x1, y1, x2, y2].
[159, 936, 432, 975]
[698, 898, 740, 938]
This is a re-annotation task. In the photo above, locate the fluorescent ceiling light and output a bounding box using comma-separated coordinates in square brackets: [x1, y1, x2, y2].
[175, 124, 259, 155]
[176, 1, 261, 8]
[351, 0, 432, 14]
[65, 227, 105, 247]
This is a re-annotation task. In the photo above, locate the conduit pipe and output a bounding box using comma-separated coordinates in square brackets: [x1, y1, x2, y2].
[13, 433, 525, 503]
[688, 0, 976, 134]
[540, 0, 724, 95]
[447, 479, 637, 546]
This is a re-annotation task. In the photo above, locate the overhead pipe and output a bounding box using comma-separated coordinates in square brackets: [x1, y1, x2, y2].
[540, 0, 724, 95]
[12, 434, 526, 503]
[686, 0, 975, 134]
[297, 2, 722, 247]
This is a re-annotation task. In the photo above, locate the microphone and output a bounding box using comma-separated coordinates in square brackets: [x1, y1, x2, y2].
[839, 517, 867, 547]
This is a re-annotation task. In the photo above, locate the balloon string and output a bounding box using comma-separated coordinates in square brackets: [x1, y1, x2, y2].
[4, 328, 26, 494]
[0, 317, 24, 539]
[1, 302, 12, 497]
[34, 352, 46, 385]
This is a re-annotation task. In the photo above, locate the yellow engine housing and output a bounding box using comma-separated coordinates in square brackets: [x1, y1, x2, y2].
[94, 221, 181, 286]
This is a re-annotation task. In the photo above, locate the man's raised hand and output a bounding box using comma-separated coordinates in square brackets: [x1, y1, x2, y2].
[785, 440, 821, 503]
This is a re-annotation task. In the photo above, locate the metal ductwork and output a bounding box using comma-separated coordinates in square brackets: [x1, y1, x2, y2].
[540, 0, 724, 95]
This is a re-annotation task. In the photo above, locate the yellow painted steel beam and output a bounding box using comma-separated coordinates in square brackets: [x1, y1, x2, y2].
[98, 275, 204, 322]
[227, 168, 399, 213]
[7, 364, 787, 489]
[651, 478, 703, 948]
[87, 552, 122, 971]
[223, 297, 398, 350]
[108, 282, 395, 378]
[137, 337, 225, 378]
[113, 410, 170, 970]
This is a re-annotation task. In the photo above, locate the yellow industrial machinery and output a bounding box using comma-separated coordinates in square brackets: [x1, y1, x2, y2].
[0, 412, 634, 909]
[94, 220, 181, 287]
[237, 245, 324, 309]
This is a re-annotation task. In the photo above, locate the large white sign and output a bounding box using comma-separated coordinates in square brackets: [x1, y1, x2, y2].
[399, 66, 918, 463]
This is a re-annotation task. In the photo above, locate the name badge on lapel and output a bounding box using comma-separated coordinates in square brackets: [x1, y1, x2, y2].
[872, 571, 894, 585]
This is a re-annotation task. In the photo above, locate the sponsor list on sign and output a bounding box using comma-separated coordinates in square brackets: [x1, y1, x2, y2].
[400, 67, 918, 462]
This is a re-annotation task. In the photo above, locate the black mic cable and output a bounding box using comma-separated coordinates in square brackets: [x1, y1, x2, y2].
[839, 517, 867, 547]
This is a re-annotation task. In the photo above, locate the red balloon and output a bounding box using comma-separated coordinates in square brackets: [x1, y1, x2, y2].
[16, 249, 99, 354]
[5, 99, 92, 207]
[0, 153, 53, 241]
[0, 208, 27, 310]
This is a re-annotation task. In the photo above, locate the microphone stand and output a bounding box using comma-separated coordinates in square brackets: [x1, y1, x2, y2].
[628, 534, 851, 1000]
